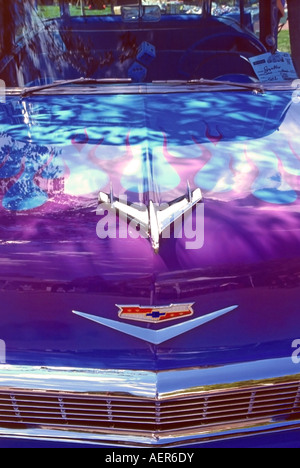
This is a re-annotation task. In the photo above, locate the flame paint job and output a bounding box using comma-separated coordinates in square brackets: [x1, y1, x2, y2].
[0, 87, 300, 373]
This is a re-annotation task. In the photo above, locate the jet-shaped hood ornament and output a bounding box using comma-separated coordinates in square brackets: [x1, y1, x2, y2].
[98, 182, 202, 253]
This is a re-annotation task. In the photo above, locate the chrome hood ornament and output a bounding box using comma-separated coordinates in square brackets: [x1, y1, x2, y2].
[98, 183, 202, 254]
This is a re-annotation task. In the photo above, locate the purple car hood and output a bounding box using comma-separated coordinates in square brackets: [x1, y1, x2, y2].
[0, 87, 300, 370]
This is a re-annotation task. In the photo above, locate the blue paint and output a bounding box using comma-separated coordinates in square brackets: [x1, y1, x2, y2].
[2, 173, 48, 211]
[0, 140, 23, 179]
[0, 138, 54, 210]
[0, 90, 293, 209]
[195, 152, 234, 192]
[152, 147, 181, 192]
[253, 187, 297, 205]
[250, 149, 297, 204]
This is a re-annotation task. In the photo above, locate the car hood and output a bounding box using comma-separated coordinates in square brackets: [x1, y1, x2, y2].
[0, 87, 300, 371]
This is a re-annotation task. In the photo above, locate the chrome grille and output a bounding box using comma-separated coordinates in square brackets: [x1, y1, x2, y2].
[0, 381, 300, 435]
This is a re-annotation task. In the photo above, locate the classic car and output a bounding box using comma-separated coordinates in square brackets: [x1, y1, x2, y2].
[0, 0, 300, 449]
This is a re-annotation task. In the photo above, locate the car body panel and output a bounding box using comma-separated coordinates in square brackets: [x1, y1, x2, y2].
[0, 88, 300, 373]
[0, 0, 300, 448]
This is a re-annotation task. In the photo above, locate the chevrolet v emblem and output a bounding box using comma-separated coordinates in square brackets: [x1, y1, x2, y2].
[117, 303, 194, 323]
[72, 305, 238, 345]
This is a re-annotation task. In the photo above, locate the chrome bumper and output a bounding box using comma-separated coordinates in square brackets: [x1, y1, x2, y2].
[0, 357, 299, 447]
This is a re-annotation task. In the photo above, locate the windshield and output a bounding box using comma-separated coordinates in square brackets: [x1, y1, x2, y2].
[35, 0, 259, 19]
[0, 0, 264, 87]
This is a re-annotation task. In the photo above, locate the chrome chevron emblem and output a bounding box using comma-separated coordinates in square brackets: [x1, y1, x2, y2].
[98, 183, 202, 254]
[72, 305, 238, 345]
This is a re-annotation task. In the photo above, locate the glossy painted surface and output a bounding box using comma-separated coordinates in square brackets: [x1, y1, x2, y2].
[0, 87, 300, 371]
[1, 1, 299, 448]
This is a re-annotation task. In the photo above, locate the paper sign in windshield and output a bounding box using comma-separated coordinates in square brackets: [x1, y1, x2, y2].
[250, 52, 298, 82]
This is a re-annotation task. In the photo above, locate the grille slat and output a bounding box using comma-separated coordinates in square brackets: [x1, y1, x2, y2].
[0, 381, 299, 435]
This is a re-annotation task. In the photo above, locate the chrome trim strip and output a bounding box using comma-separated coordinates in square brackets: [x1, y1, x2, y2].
[0, 357, 299, 446]
[0, 419, 300, 447]
[0, 357, 299, 397]
[0, 366, 157, 398]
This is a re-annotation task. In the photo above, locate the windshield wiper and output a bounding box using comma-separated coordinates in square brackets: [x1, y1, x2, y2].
[21, 77, 132, 98]
[152, 78, 265, 93]
[21, 76, 263, 97]
[190, 78, 265, 92]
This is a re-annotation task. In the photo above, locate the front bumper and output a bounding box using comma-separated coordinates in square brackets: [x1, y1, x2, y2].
[0, 357, 299, 447]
